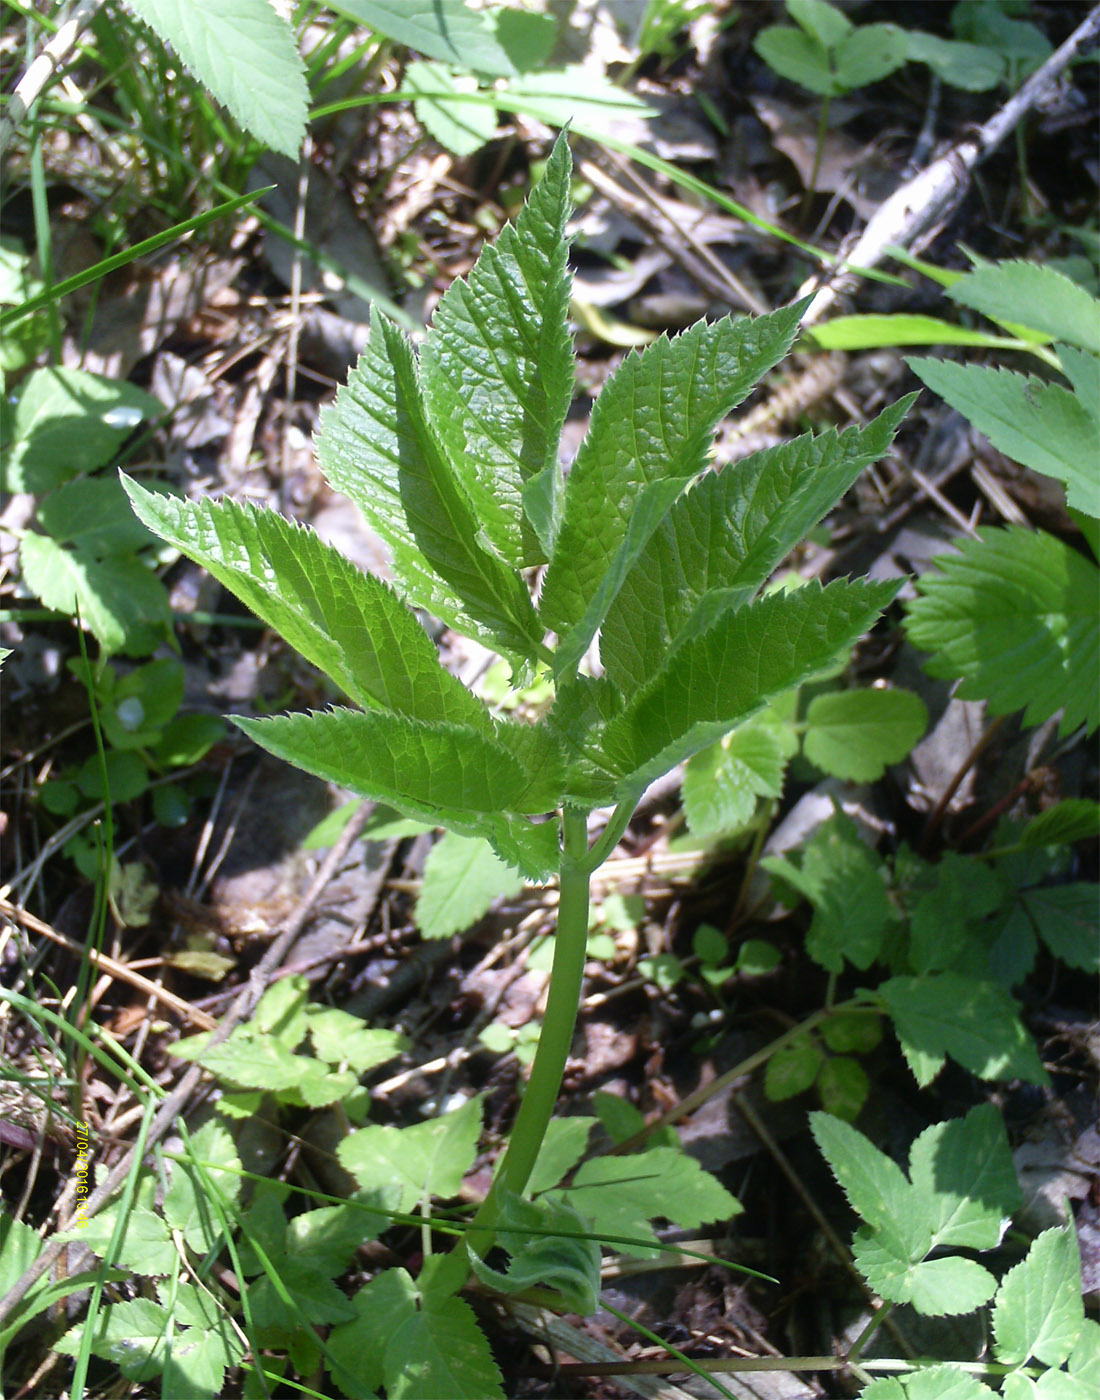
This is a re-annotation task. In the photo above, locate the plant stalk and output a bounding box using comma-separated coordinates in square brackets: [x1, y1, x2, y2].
[467, 805, 593, 1252]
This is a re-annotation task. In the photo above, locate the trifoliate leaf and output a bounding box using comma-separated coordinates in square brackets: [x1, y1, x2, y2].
[854, 1230, 997, 1313]
[338, 1096, 482, 1212]
[909, 360, 1100, 518]
[803, 687, 927, 781]
[682, 721, 791, 838]
[810, 1112, 926, 1253]
[306, 1008, 408, 1075]
[416, 831, 524, 938]
[905, 527, 1099, 735]
[762, 812, 895, 973]
[879, 973, 1048, 1087]
[993, 1226, 1085, 1368]
[121, 479, 489, 727]
[907, 1104, 1021, 1252]
[421, 132, 573, 565]
[170, 1026, 312, 1093]
[540, 304, 806, 644]
[600, 396, 912, 694]
[125, 0, 308, 158]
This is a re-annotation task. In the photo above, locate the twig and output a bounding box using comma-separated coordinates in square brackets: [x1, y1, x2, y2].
[0, 897, 217, 1031]
[800, 4, 1100, 324]
[0, 0, 103, 159]
[0, 799, 374, 1328]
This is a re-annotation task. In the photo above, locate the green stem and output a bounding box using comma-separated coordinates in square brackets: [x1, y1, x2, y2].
[467, 805, 593, 1252]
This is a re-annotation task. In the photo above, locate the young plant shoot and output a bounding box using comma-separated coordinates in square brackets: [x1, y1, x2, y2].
[122, 134, 913, 1282]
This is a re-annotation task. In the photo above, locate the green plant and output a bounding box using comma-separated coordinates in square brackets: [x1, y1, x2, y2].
[117, 130, 917, 1387]
[814, 1106, 1100, 1398]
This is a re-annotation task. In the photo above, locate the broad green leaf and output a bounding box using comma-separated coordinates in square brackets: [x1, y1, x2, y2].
[816, 1056, 869, 1121]
[1012, 884, 1099, 973]
[863, 1369, 997, 1400]
[57, 1201, 176, 1277]
[316, 306, 543, 661]
[164, 1119, 242, 1254]
[526, 1116, 597, 1195]
[170, 1026, 313, 1093]
[833, 25, 909, 90]
[906, 852, 1006, 975]
[38, 476, 158, 555]
[754, 27, 836, 96]
[905, 528, 1099, 736]
[854, 1230, 997, 1313]
[122, 479, 488, 726]
[2, 367, 161, 493]
[1020, 800, 1100, 849]
[821, 1009, 882, 1054]
[804, 687, 927, 781]
[416, 831, 524, 938]
[558, 1147, 740, 1258]
[503, 68, 655, 131]
[126, 0, 308, 159]
[540, 304, 806, 644]
[233, 708, 523, 815]
[908, 359, 1100, 518]
[405, 60, 497, 156]
[306, 1008, 407, 1075]
[1069, 1320, 1100, 1385]
[603, 578, 900, 792]
[0, 1212, 45, 1300]
[788, 0, 852, 48]
[331, 0, 515, 76]
[327, 1268, 410, 1396]
[1059, 344, 1100, 427]
[337, 1096, 482, 1212]
[20, 532, 170, 657]
[421, 133, 573, 565]
[764, 1033, 823, 1100]
[493, 7, 557, 71]
[250, 1256, 356, 1329]
[56, 1298, 174, 1384]
[233, 708, 558, 878]
[285, 1203, 373, 1277]
[902, 32, 1004, 90]
[994, 1226, 1084, 1368]
[763, 812, 896, 973]
[907, 1105, 1021, 1252]
[601, 401, 913, 691]
[467, 1191, 601, 1315]
[810, 313, 1029, 352]
[946, 262, 1100, 352]
[878, 973, 1048, 1087]
[810, 1112, 926, 1251]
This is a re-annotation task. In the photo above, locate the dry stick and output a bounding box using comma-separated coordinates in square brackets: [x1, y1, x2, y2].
[799, 3, 1100, 326]
[0, 799, 374, 1328]
[0, 897, 218, 1031]
[0, 0, 103, 159]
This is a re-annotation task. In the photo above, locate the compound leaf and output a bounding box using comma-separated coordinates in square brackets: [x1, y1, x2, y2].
[421, 132, 573, 564]
[682, 720, 791, 837]
[994, 1226, 1084, 1369]
[863, 1369, 997, 1400]
[416, 831, 523, 939]
[905, 527, 1099, 736]
[126, 0, 308, 159]
[20, 532, 169, 657]
[540, 304, 805, 645]
[854, 1232, 997, 1314]
[337, 1096, 483, 1213]
[804, 687, 927, 781]
[810, 1112, 925, 1251]
[879, 973, 1048, 1087]
[603, 578, 900, 793]
[907, 1105, 1021, 1252]
[909, 359, 1100, 518]
[122, 479, 489, 726]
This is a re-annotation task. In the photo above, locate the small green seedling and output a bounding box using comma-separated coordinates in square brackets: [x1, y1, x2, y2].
[123, 132, 914, 1386]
